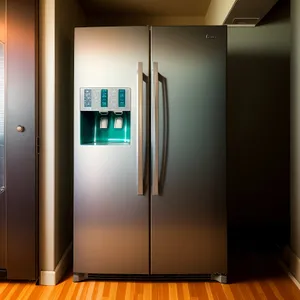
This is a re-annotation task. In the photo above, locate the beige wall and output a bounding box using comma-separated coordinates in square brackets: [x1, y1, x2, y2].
[54, 0, 86, 268]
[39, 0, 56, 273]
[205, 0, 236, 25]
[39, 0, 85, 276]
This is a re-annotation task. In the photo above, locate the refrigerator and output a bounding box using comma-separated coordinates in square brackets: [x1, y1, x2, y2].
[73, 26, 227, 283]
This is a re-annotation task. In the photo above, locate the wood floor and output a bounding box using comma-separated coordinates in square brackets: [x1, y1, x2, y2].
[1, 273, 300, 300]
[1, 275, 300, 300]
[0, 252, 300, 300]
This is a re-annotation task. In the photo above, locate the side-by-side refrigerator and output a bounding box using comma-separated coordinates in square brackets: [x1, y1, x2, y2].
[74, 26, 227, 283]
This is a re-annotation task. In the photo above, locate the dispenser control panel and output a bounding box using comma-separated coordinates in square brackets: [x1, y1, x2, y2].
[80, 87, 131, 112]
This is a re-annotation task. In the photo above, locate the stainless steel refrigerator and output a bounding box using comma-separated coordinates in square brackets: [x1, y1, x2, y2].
[73, 26, 227, 283]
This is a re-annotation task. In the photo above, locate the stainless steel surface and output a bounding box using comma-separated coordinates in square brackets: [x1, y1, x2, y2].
[0, 42, 4, 196]
[152, 62, 159, 196]
[0, 3, 5, 270]
[6, 0, 38, 280]
[151, 26, 227, 275]
[16, 125, 25, 133]
[137, 62, 143, 195]
[0, 41, 4, 268]
[74, 27, 149, 274]
[0, 0, 7, 269]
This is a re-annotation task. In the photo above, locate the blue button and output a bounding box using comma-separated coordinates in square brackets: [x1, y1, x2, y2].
[101, 89, 108, 107]
[118, 89, 126, 107]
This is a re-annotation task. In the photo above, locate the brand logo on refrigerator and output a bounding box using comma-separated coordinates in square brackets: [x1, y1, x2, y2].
[206, 34, 216, 39]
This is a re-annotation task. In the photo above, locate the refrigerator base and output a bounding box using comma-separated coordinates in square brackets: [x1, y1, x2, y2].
[73, 273, 227, 284]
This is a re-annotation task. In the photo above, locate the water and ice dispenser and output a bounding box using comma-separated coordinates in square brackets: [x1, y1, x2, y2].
[80, 87, 131, 145]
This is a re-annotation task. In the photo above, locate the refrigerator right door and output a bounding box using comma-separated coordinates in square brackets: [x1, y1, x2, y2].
[151, 26, 227, 275]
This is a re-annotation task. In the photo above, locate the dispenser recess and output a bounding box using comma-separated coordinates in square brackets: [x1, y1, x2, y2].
[80, 87, 131, 145]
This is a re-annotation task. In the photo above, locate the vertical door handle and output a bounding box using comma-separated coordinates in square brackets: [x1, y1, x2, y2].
[137, 62, 144, 195]
[159, 73, 169, 195]
[152, 62, 159, 196]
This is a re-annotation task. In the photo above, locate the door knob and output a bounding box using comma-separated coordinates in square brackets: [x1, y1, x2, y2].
[16, 125, 25, 133]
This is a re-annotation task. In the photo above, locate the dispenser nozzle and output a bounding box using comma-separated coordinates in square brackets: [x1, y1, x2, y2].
[100, 117, 108, 129]
[114, 117, 123, 129]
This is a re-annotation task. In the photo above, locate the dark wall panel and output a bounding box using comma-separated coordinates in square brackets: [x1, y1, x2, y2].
[227, 0, 290, 248]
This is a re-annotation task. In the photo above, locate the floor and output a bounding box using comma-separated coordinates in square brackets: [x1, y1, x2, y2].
[0, 250, 300, 299]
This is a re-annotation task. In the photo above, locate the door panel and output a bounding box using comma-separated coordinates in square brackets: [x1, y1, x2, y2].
[151, 26, 227, 275]
[74, 27, 150, 274]
[0, 41, 4, 270]
[6, 0, 38, 280]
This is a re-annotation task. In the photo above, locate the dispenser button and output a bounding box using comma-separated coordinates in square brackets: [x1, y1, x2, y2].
[118, 89, 126, 107]
[84, 89, 92, 107]
[101, 89, 108, 107]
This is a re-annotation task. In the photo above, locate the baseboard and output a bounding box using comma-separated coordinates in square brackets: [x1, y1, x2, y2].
[40, 243, 72, 286]
[288, 247, 300, 286]
[277, 245, 300, 290]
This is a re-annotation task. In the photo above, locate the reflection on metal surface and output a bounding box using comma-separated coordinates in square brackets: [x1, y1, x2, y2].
[0, 43, 4, 192]
[74, 27, 150, 274]
[151, 26, 227, 275]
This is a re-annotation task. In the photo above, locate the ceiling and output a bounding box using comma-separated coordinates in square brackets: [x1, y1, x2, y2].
[80, 0, 211, 16]
[79, 0, 281, 26]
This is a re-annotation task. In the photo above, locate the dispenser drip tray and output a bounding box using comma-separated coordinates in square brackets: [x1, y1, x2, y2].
[80, 111, 131, 145]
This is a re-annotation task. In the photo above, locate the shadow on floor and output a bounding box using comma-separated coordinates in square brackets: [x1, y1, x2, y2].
[228, 238, 287, 284]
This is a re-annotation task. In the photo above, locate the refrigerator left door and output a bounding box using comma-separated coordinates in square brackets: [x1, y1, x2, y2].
[74, 27, 150, 276]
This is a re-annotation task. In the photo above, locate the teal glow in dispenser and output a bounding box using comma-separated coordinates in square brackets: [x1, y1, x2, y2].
[80, 87, 131, 145]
